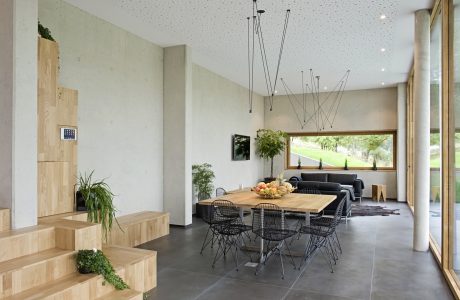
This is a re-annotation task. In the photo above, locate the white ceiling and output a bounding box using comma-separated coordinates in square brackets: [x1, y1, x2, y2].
[64, 0, 433, 94]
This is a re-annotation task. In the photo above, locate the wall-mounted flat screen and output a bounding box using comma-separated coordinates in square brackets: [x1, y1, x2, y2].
[232, 134, 250, 161]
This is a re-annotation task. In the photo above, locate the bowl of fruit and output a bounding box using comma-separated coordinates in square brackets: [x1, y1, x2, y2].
[253, 180, 295, 199]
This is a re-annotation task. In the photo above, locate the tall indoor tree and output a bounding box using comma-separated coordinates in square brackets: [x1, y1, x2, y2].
[255, 129, 288, 180]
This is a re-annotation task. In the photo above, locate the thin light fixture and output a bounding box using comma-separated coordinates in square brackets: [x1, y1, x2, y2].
[246, 0, 290, 113]
[381, 82, 385, 86]
[381, 67, 385, 72]
[380, 48, 386, 52]
[281, 69, 351, 131]
[380, 14, 387, 20]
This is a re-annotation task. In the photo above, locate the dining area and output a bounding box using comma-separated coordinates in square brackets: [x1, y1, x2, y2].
[197, 185, 345, 279]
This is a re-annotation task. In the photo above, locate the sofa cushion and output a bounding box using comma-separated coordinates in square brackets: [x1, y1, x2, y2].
[319, 182, 342, 191]
[300, 173, 328, 182]
[296, 181, 321, 191]
[327, 173, 357, 185]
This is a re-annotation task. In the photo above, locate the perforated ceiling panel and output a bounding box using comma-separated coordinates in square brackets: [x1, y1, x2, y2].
[65, 0, 433, 94]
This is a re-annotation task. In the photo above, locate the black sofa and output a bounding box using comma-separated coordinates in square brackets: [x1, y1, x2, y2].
[288, 180, 352, 217]
[291, 173, 364, 202]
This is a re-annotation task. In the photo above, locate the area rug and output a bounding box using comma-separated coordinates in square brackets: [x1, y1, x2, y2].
[351, 204, 400, 216]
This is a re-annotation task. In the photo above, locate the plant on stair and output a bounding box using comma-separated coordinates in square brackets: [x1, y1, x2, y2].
[77, 171, 121, 241]
[76, 248, 129, 290]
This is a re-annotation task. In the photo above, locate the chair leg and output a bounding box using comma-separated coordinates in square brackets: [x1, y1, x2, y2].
[200, 226, 212, 254]
[334, 231, 342, 254]
[212, 235, 225, 268]
[279, 246, 285, 279]
[319, 242, 334, 273]
[283, 239, 297, 269]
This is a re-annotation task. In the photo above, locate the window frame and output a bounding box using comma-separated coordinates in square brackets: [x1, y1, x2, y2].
[285, 130, 398, 171]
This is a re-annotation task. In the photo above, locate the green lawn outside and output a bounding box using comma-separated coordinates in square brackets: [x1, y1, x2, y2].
[291, 145, 371, 167]
[430, 152, 460, 168]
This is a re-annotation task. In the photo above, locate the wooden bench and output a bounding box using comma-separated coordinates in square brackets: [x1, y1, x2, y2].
[107, 211, 170, 247]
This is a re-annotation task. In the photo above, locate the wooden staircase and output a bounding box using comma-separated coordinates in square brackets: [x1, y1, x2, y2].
[0, 208, 156, 299]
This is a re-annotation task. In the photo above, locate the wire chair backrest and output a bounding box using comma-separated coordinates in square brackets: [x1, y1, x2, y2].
[211, 199, 240, 224]
[252, 203, 284, 238]
[216, 188, 227, 197]
[201, 205, 216, 225]
[331, 197, 346, 229]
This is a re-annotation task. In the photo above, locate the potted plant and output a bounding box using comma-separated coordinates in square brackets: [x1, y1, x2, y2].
[76, 248, 129, 290]
[297, 157, 302, 169]
[192, 163, 215, 200]
[192, 163, 215, 218]
[255, 129, 288, 181]
[372, 158, 378, 171]
[319, 158, 323, 170]
[76, 171, 120, 241]
[344, 158, 349, 170]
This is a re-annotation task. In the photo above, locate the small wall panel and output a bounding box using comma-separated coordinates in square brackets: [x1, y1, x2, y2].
[38, 162, 73, 217]
[37, 37, 59, 162]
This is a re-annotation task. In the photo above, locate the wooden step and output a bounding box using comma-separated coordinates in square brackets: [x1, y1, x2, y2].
[103, 245, 157, 292]
[0, 208, 10, 232]
[4, 245, 156, 299]
[108, 211, 169, 247]
[0, 248, 75, 298]
[53, 219, 102, 250]
[95, 289, 143, 300]
[38, 211, 88, 224]
[0, 225, 55, 263]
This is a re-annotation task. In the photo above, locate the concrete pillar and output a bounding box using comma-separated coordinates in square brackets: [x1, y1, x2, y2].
[0, 0, 38, 229]
[397, 83, 407, 202]
[163, 45, 193, 226]
[413, 10, 430, 252]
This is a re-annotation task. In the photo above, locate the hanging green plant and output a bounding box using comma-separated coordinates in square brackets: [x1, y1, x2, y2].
[77, 171, 121, 241]
[38, 20, 55, 41]
[76, 249, 129, 290]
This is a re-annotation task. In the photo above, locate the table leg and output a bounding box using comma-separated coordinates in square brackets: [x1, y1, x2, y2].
[260, 208, 264, 263]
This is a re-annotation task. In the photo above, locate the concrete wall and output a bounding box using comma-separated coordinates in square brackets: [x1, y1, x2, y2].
[39, 0, 164, 215]
[0, 0, 38, 228]
[265, 87, 398, 199]
[192, 64, 265, 196]
[163, 45, 192, 226]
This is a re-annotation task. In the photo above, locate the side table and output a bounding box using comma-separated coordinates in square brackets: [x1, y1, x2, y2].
[372, 184, 387, 202]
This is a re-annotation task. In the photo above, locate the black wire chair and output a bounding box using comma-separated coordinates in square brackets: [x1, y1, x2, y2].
[216, 187, 227, 197]
[299, 198, 346, 272]
[200, 204, 219, 254]
[289, 188, 322, 244]
[252, 203, 297, 279]
[211, 200, 252, 270]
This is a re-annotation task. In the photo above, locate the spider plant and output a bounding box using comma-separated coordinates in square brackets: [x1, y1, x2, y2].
[78, 171, 120, 241]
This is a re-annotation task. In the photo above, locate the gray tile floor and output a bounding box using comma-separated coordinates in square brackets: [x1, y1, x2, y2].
[139, 200, 454, 300]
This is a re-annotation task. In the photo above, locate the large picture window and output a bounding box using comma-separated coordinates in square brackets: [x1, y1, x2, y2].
[287, 131, 397, 170]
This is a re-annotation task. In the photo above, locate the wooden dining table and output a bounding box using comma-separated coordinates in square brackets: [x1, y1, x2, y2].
[199, 190, 337, 263]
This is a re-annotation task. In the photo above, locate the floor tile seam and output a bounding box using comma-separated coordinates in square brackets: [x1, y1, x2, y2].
[191, 275, 228, 300]
[285, 287, 358, 300]
[369, 226, 378, 300]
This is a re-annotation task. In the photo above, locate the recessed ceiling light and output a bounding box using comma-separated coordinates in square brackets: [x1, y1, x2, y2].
[381, 48, 386, 52]
[381, 82, 385, 86]
[381, 68, 385, 72]
[274, 90, 278, 94]
[380, 14, 387, 20]
[324, 86, 328, 90]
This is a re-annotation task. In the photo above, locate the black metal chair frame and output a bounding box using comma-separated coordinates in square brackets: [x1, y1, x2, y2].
[289, 188, 323, 244]
[299, 198, 346, 272]
[210, 200, 252, 271]
[252, 203, 298, 279]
